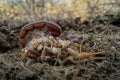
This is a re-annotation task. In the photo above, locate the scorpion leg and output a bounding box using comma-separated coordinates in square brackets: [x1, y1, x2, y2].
[21, 50, 40, 61]
[28, 50, 40, 58]
[70, 42, 89, 52]
[40, 47, 47, 62]
[62, 56, 77, 65]
[21, 51, 30, 61]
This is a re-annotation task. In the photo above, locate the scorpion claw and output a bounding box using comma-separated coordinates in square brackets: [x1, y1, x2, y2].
[78, 52, 105, 60]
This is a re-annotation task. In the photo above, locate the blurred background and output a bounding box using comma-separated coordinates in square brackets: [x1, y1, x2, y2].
[0, 0, 119, 22]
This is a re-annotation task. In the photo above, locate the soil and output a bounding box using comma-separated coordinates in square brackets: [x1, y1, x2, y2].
[0, 18, 120, 80]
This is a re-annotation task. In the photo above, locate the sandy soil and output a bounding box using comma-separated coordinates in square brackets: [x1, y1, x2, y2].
[0, 18, 120, 80]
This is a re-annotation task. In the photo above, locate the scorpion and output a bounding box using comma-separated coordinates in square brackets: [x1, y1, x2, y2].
[19, 21, 105, 65]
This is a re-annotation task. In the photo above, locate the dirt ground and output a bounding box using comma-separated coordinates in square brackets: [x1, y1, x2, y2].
[0, 18, 120, 80]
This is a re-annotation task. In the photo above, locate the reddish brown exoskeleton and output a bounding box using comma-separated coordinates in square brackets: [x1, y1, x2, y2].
[19, 21, 62, 48]
[19, 21, 105, 65]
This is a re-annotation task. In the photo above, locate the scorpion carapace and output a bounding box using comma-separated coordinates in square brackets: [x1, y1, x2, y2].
[19, 21, 105, 65]
[19, 21, 61, 48]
